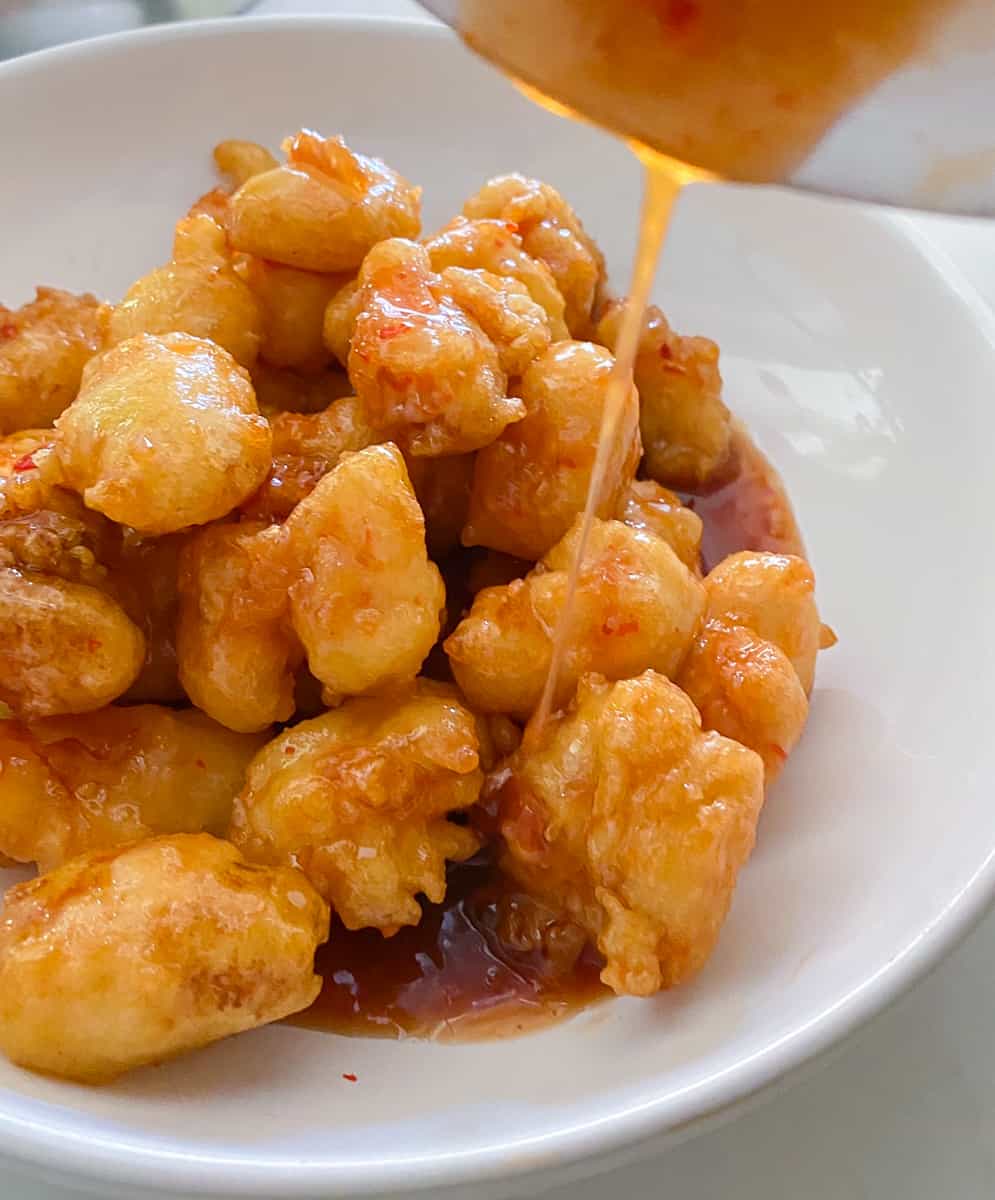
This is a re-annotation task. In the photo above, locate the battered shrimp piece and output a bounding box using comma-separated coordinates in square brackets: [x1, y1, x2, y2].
[463, 174, 605, 336]
[463, 341, 640, 560]
[446, 518, 704, 718]
[677, 620, 808, 779]
[114, 532, 186, 704]
[702, 551, 822, 693]
[283, 443, 445, 704]
[0, 833, 328, 1082]
[187, 140, 279, 227]
[347, 239, 525, 456]
[177, 521, 300, 732]
[494, 671, 764, 995]
[0, 706, 265, 871]
[424, 216, 569, 340]
[404, 451, 475, 559]
[230, 684, 481, 933]
[0, 569, 144, 718]
[321, 277, 361, 367]
[229, 130, 421, 272]
[240, 256, 349, 372]
[57, 332, 272, 535]
[596, 300, 732, 491]
[104, 215, 263, 368]
[439, 267, 552, 376]
[619, 478, 703, 572]
[241, 393, 375, 522]
[0, 288, 102, 433]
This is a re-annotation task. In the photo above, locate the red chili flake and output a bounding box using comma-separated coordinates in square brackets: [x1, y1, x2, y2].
[342, 1073, 358, 1083]
[658, 343, 673, 361]
[194, 758, 207, 769]
[284, 745, 297, 756]
[12, 452, 37, 472]
[504, 221, 519, 235]
[86, 637, 102, 652]
[0, 322, 17, 340]
[602, 618, 639, 637]
[378, 322, 408, 341]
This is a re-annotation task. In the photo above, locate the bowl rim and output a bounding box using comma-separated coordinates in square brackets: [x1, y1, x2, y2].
[2, 12, 995, 1198]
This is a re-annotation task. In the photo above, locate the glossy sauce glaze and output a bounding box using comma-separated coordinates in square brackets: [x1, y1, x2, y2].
[292, 430, 799, 1042]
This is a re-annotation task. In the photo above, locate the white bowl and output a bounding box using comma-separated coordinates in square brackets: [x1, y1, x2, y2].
[2, 14, 995, 1200]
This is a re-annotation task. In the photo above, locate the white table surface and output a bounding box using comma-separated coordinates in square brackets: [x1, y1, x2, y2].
[6, 2, 995, 1196]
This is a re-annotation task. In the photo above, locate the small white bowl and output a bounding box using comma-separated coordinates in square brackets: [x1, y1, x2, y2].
[2, 14, 995, 1200]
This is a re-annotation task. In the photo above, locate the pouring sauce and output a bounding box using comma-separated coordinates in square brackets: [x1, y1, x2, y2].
[299, 0, 958, 1038]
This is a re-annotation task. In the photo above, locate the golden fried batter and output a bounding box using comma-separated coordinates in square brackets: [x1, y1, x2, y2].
[240, 256, 349, 372]
[495, 671, 764, 995]
[283, 443, 444, 704]
[597, 300, 732, 491]
[104, 215, 263, 368]
[463, 340, 640, 560]
[463, 175, 605, 336]
[678, 619, 808, 779]
[618, 478, 703, 572]
[446, 517, 704, 717]
[0, 833, 328, 1082]
[57, 332, 272, 535]
[0, 288, 102, 434]
[702, 551, 822, 693]
[177, 521, 300, 732]
[241, 393, 375, 522]
[0, 706, 265, 870]
[229, 130, 421, 272]
[424, 216, 570, 341]
[0, 569, 144, 719]
[346, 238, 527, 456]
[230, 683, 481, 933]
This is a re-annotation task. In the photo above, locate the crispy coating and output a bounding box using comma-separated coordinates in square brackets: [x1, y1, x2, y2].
[230, 683, 482, 934]
[229, 130, 421, 273]
[439, 267, 552, 376]
[240, 256, 348, 372]
[177, 521, 301, 732]
[283, 443, 444, 704]
[424, 216, 569, 340]
[618, 478, 702, 572]
[114, 532, 185, 704]
[463, 175, 605, 336]
[56, 332, 272, 535]
[446, 517, 704, 718]
[346, 239, 526, 456]
[677, 619, 808, 779]
[0, 833, 328, 1082]
[242, 393, 375, 522]
[322, 277, 361, 367]
[104, 216, 263, 368]
[404, 451, 475, 559]
[250, 361, 353, 416]
[597, 300, 732, 491]
[702, 551, 821, 693]
[0, 706, 265, 871]
[0, 288, 102, 434]
[463, 340, 640, 559]
[495, 671, 764, 995]
[0, 568, 144, 719]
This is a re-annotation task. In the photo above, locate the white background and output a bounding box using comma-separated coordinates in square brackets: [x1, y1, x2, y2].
[6, 1, 995, 1196]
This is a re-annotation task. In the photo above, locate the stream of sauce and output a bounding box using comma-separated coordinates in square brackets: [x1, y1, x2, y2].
[300, 0, 961, 1038]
